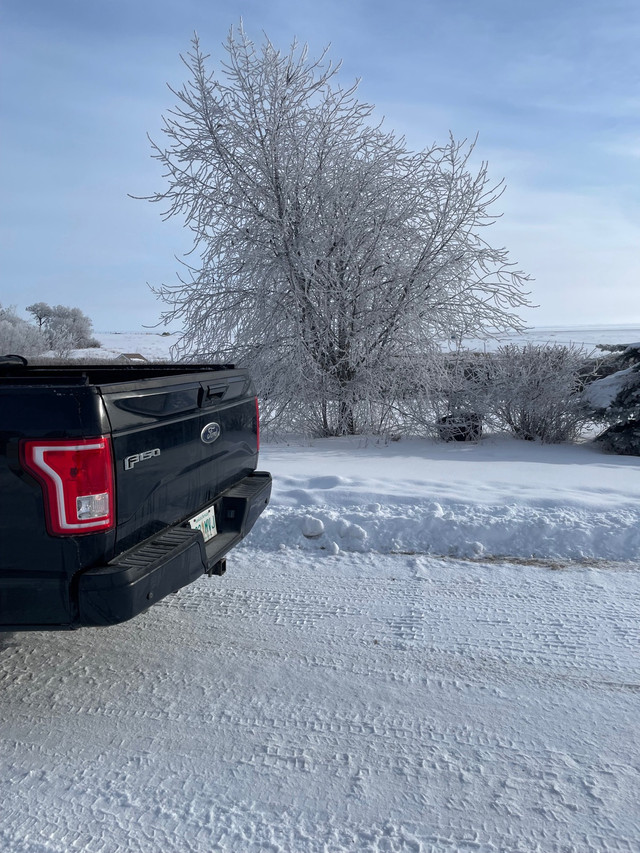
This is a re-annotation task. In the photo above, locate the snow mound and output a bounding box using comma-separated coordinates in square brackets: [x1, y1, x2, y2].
[256, 437, 640, 563]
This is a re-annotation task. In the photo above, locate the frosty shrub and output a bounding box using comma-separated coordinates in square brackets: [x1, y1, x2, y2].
[0, 304, 48, 356]
[394, 348, 493, 440]
[487, 343, 593, 443]
[144, 26, 531, 436]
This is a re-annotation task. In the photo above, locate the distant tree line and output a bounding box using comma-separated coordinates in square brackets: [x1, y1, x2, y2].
[0, 303, 100, 357]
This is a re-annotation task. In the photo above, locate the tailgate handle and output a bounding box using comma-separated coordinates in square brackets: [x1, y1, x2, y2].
[199, 383, 227, 407]
[206, 384, 227, 399]
[199, 376, 247, 407]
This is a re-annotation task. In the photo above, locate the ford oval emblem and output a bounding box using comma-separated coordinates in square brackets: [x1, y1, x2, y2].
[200, 422, 221, 444]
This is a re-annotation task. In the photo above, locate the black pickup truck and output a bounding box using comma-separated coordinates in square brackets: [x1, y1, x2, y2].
[0, 356, 272, 630]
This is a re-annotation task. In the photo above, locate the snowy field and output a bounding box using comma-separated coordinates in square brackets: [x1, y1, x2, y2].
[1, 327, 640, 852]
[465, 323, 640, 351]
[68, 323, 640, 362]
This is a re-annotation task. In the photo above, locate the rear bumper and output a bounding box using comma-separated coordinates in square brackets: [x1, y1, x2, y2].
[76, 471, 271, 627]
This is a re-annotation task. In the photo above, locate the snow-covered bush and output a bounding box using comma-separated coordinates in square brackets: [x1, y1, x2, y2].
[583, 343, 640, 455]
[485, 343, 593, 443]
[361, 344, 593, 444]
[0, 304, 48, 356]
[422, 350, 492, 441]
[257, 339, 601, 444]
[386, 348, 498, 441]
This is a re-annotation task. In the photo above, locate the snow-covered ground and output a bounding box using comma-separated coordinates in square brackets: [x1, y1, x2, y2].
[67, 330, 183, 361]
[1, 327, 639, 852]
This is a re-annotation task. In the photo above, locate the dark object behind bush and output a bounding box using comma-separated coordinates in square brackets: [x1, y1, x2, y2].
[438, 413, 482, 442]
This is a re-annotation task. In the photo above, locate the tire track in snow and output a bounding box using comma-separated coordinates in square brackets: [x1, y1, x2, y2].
[161, 553, 640, 692]
[0, 549, 639, 852]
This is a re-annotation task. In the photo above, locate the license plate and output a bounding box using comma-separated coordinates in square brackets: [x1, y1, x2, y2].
[188, 505, 218, 542]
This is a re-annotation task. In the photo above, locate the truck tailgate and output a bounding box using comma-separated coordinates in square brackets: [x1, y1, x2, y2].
[99, 368, 259, 556]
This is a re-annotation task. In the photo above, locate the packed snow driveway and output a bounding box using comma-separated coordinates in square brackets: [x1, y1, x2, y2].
[1, 438, 639, 852]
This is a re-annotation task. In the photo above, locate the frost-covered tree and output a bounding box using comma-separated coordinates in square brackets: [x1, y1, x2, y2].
[146, 27, 530, 435]
[0, 304, 48, 356]
[26, 303, 100, 354]
[24, 302, 52, 329]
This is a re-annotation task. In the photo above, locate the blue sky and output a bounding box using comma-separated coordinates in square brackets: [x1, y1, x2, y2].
[1, 0, 638, 331]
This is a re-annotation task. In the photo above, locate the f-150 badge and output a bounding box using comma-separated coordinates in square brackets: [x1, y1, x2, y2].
[201, 422, 221, 444]
[124, 448, 161, 470]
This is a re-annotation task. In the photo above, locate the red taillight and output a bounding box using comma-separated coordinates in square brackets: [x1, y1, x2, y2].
[255, 396, 260, 452]
[20, 437, 115, 536]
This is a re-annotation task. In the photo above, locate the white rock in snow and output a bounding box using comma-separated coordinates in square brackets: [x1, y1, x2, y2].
[301, 515, 325, 539]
